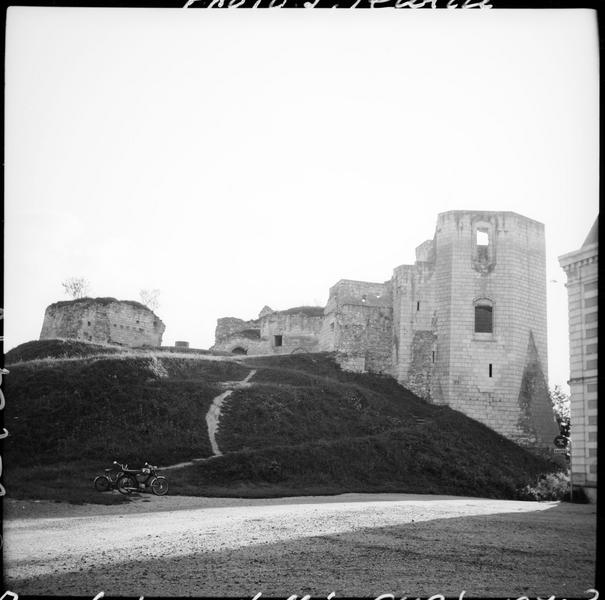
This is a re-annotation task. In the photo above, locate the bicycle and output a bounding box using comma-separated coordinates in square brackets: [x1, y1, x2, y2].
[93, 461, 128, 492]
[116, 463, 168, 496]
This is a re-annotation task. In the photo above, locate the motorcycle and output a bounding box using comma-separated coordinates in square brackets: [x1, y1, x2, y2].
[94, 461, 129, 492]
[116, 462, 168, 496]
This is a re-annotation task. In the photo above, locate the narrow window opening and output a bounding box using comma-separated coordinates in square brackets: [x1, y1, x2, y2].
[274, 335, 283, 347]
[476, 228, 489, 262]
[489, 363, 493, 378]
[432, 351, 435, 363]
[330, 322, 335, 331]
[475, 304, 493, 333]
[87, 321, 91, 326]
[416, 301, 420, 311]
[476, 229, 489, 246]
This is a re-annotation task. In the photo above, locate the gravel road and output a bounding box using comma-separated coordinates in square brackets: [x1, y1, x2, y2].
[3, 493, 596, 598]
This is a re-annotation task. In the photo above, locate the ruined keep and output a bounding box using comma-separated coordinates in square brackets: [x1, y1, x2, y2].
[40, 297, 166, 347]
[215, 210, 559, 449]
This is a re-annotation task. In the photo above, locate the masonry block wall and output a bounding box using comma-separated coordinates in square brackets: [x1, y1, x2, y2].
[40, 297, 165, 347]
[212, 307, 324, 355]
[260, 309, 324, 355]
[320, 280, 393, 373]
[559, 219, 598, 501]
[215, 317, 260, 343]
[427, 211, 557, 447]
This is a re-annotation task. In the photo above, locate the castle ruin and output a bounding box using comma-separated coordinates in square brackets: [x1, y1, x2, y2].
[40, 297, 166, 347]
[214, 210, 559, 449]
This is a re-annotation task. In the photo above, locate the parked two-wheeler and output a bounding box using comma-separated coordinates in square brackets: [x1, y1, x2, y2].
[93, 461, 128, 492]
[116, 462, 168, 496]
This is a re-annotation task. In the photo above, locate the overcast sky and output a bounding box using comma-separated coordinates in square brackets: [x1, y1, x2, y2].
[4, 8, 599, 390]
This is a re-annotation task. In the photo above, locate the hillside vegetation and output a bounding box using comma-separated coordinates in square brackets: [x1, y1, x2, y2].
[3, 341, 559, 503]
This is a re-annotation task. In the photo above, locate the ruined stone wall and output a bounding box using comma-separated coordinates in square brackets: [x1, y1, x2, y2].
[213, 307, 324, 355]
[323, 280, 393, 373]
[432, 211, 557, 447]
[260, 309, 324, 354]
[214, 317, 260, 343]
[392, 249, 438, 398]
[212, 334, 269, 355]
[40, 298, 165, 347]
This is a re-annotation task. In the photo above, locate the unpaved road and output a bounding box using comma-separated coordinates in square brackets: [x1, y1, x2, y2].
[3, 493, 596, 598]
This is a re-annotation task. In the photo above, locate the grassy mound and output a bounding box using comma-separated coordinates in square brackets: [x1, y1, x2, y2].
[4, 355, 249, 468]
[3, 344, 558, 503]
[4, 339, 126, 364]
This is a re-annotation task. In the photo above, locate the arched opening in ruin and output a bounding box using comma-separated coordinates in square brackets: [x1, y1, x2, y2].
[291, 347, 308, 355]
[231, 347, 248, 355]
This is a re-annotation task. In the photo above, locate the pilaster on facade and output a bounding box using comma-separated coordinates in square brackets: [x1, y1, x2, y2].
[558, 218, 598, 502]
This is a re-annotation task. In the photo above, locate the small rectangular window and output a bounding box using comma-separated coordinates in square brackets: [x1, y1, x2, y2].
[475, 305, 493, 333]
[416, 301, 420, 311]
[432, 351, 435, 363]
[274, 335, 283, 347]
[489, 363, 493, 378]
[87, 321, 91, 326]
[476, 229, 489, 246]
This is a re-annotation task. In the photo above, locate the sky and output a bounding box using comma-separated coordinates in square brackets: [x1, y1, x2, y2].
[4, 7, 599, 391]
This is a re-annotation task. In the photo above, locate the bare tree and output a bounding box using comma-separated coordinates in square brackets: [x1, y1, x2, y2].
[62, 277, 91, 299]
[140, 289, 160, 311]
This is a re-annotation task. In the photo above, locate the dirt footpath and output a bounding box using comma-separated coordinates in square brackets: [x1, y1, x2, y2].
[3, 493, 596, 598]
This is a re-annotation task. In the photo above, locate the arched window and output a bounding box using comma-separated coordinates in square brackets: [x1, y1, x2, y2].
[474, 300, 493, 333]
[231, 347, 247, 355]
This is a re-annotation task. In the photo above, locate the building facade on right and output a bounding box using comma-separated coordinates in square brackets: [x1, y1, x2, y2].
[559, 216, 598, 502]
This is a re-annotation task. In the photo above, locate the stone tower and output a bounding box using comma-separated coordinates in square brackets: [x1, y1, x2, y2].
[392, 210, 557, 447]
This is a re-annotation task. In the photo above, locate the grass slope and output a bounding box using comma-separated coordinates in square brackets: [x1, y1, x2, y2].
[3, 345, 558, 503]
[4, 339, 126, 364]
[178, 354, 557, 499]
